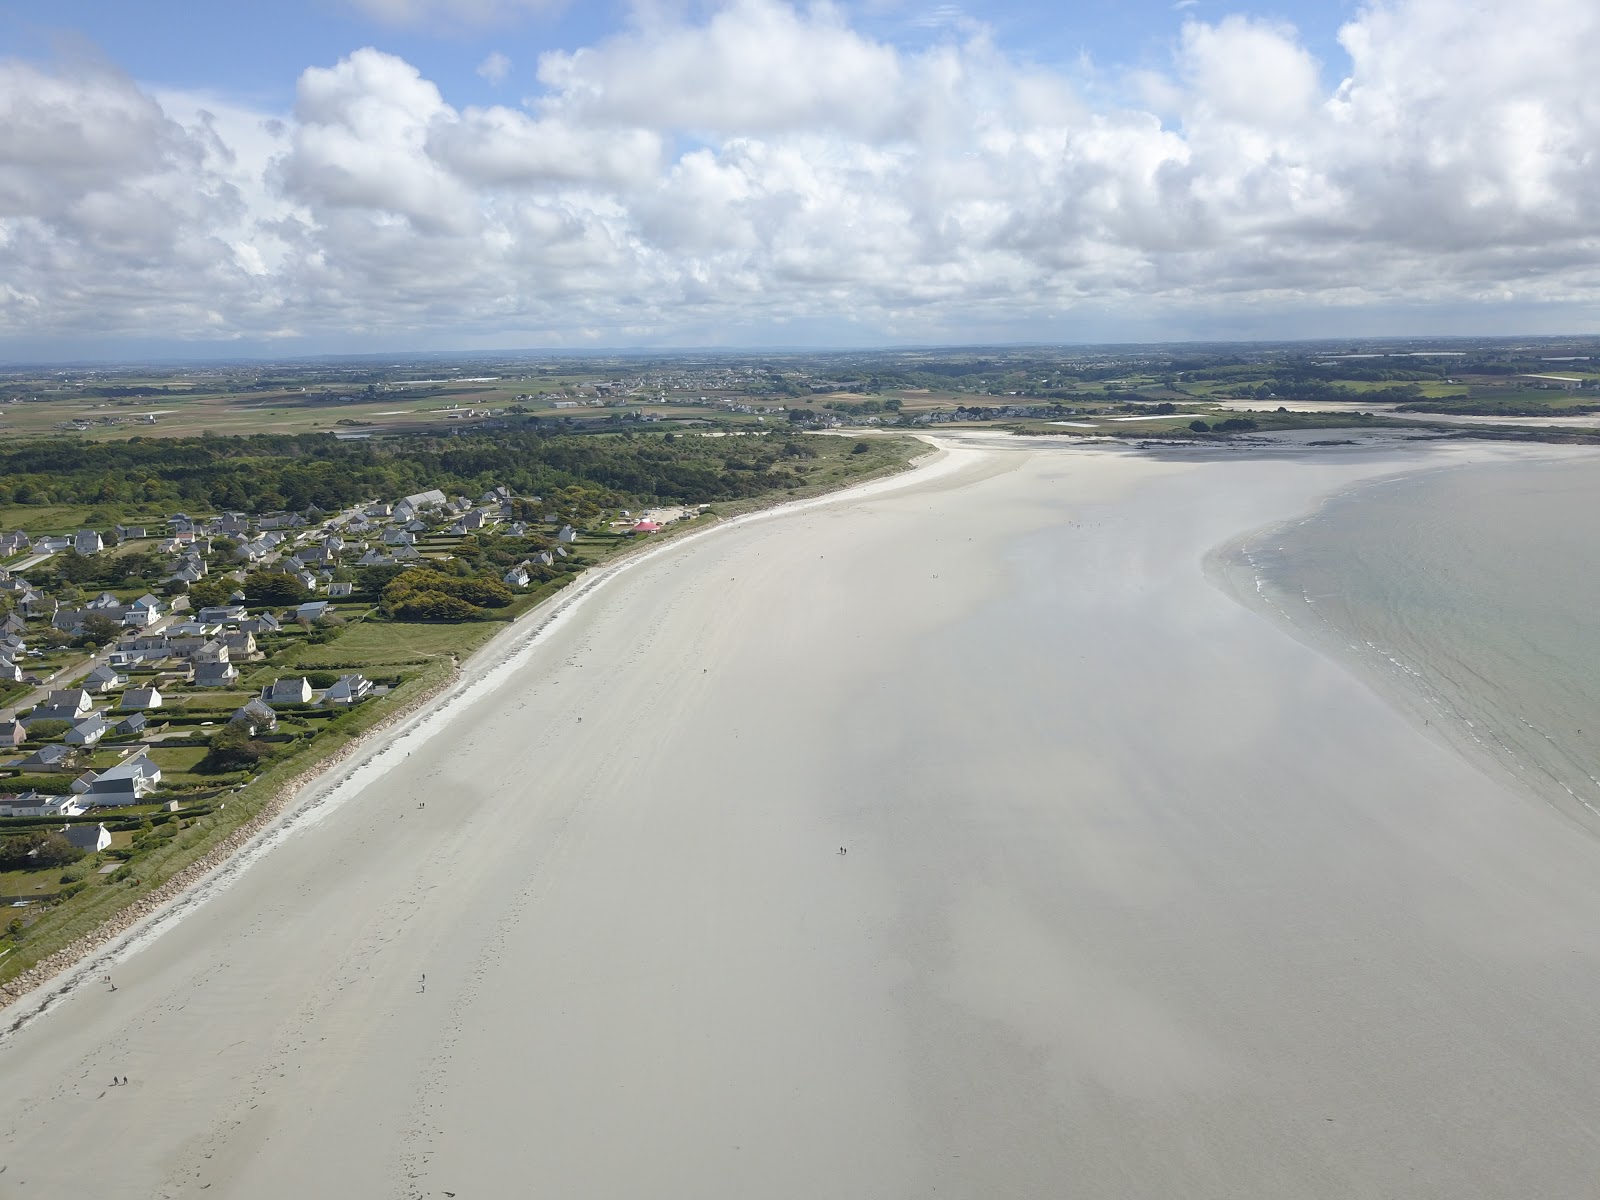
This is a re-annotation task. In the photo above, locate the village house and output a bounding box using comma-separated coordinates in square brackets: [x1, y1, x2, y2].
[263, 676, 314, 705]
[503, 565, 531, 588]
[119, 685, 163, 710]
[81, 664, 127, 693]
[220, 630, 256, 658]
[81, 753, 162, 805]
[64, 715, 108, 746]
[45, 689, 94, 718]
[0, 792, 82, 819]
[321, 674, 372, 706]
[328, 582, 354, 598]
[230, 698, 278, 734]
[0, 719, 25, 748]
[120, 602, 159, 629]
[12, 744, 75, 771]
[168, 635, 211, 659]
[296, 600, 331, 623]
[113, 712, 147, 737]
[194, 661, 241, 688]
[193, 640, 230, 664]
[240, 612, 281, 636]
[73, 530, 104, 556]
[62, 822, 112, 854]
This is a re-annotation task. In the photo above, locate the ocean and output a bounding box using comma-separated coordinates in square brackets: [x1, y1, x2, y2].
[1233, 451, 1600, 829]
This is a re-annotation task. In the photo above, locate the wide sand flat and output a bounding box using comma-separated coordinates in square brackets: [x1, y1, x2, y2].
[6, 437, 1600, 1198]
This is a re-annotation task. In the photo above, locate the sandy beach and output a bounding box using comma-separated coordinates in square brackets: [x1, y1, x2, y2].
[6, 434, 1600, 1198]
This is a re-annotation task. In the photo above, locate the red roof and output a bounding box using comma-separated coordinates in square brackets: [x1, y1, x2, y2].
[631, 521, 661, 533]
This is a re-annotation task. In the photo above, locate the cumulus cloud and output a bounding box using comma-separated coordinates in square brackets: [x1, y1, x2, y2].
[2, 0, 1599, 349]
[477, 52, 512, 85]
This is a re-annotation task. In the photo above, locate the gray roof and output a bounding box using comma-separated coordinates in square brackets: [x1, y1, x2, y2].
[94, 753, 157, 784]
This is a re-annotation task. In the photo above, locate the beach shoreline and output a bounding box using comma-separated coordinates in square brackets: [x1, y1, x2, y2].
[1211, 443, 1600, 836]
[0, 438, 952, 1029]
[7, 434, 1600, 1199]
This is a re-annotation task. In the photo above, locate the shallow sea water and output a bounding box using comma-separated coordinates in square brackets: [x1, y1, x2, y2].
[1237, 454, 1600, 827]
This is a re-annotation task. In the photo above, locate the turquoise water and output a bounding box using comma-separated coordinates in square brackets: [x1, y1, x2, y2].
[1238, 454, 1600, 827]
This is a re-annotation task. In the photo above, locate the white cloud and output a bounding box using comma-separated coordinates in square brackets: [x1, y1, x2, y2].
[477, 52, 512, 85]
[2, 0, 1599, 350]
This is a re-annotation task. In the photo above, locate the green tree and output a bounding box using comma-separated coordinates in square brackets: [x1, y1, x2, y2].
[54, 550, 101, 585]
[202, 721, 270, 772]
[76, 614, 124, 646]
[0, 831, 84, 871]
[245, 571, 310, 606]
[187, 578, 234, 608]
[392, 592, 481, 622]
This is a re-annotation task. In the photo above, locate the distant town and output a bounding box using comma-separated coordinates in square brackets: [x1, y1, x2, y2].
[3, 337, 1599, 446]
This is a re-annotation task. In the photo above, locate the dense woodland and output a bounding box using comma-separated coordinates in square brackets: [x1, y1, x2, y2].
[0, 429, 833, 514]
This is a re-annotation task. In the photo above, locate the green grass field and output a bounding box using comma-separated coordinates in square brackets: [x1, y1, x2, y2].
[281, 618, 495, 668]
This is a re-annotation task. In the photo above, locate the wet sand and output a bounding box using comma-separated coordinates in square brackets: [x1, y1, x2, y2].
[5, 437, 1600, 1198]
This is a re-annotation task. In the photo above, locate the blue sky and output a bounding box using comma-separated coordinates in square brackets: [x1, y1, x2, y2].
[0, 0, 1593, 357]
[3, 1, 1359, 116]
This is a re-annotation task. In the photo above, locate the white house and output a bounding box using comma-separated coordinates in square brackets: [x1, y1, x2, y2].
[45, 688, 94, 718]
[230, 698, 278, 734]
[321, 674, 372, 706]
[83, 664, 126, 693]
[193, 662, 240, 688]
[0, 793, 83, 819]
[64, 715, 108, 746]
[263, 676, 313, 705]
[73, 530, 104, 556]
[61, 822, 112, 853]
[82, 753, 162, 805]
[120, 686, 164, 710]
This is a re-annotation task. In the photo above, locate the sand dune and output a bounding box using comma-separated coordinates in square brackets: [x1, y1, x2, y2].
[5, 437, 1600, 1199]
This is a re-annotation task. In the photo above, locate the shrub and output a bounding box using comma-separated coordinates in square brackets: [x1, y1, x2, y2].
[0, 831, 85, 871]
[382, 569, 512, 615]
[391, 592, 482, 622]
[200, 721, 271, 772]
[5, 774, 76, 795]
[245, 570, 310, 605]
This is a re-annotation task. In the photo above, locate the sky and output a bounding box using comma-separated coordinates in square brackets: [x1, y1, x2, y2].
[0, 0, 1595, 358]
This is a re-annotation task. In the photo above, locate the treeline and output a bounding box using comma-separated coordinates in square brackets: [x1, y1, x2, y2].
[0, 430, 830, 514]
